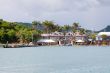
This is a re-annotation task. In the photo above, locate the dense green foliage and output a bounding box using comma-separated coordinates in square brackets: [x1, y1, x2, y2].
[0, 19, 95, 43]
[0, 19, 41, 43]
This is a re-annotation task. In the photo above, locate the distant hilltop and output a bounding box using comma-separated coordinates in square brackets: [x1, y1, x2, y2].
[99, 25, 110, 32]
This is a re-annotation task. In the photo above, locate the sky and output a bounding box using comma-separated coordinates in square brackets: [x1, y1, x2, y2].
[0, 0, 110, 30]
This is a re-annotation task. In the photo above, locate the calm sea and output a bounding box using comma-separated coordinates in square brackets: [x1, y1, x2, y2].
[0, 46, 110, 73]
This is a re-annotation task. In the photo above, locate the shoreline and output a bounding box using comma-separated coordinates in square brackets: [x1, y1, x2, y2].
[0, 43, 110, 48]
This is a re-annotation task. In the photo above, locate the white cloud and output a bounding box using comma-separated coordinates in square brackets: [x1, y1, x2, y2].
[0, 0, 110, 30]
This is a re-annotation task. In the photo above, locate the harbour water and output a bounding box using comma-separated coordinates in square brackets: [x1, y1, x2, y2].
[0, 46, 110, 73]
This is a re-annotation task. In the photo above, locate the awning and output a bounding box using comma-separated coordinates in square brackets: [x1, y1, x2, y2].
[76, 40, 84, 43]
[37, 39, 56, 43]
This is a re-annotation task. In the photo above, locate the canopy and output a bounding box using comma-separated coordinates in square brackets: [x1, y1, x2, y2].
[98, 32, 110, 36]
[37, 39, 56, 43]
[76, 40, 84, 43]
[88, 39, 93, 41]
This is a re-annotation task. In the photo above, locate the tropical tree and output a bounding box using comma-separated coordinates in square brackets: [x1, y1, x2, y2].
[31, 30, 41, 42]
[9, 22, 17, 29]
[73, 22, 79, 29]
[32, 21, 41, 30]
[7, 29, 17, 43]
[101, 34, 107, 40]
[16, 28, 31, 43]
[101, 34, 108, 45]
[89, 33, 96, 40]
[80, 28, 86, 34]
[63, 25, 71, 32]
[56, 26, 63, 32]
[0, 19, 43, 43]
[0, 28, 5, 43]
[42, 20, 55, 33]
[72, 22, 79, 32]
[50, 24, 60, 32]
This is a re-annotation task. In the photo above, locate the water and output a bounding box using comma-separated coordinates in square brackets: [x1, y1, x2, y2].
[0, 46, 110, 73]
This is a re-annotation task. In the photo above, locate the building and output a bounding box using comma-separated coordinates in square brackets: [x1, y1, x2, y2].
[40, 31, 74, 45]
[74, 32, 88, 45]
[38, 31, 88, 45]
[96, 32, 110, 41]
[96, 32, 110, 45]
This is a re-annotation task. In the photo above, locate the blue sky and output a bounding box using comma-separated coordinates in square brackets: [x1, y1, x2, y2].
[0, 0, 110, 30]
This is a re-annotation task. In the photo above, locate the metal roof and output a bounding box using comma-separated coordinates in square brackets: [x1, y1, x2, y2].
[98, 32, 110, 36]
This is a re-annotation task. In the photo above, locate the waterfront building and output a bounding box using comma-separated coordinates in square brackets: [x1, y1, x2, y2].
[38, 31, 88, 45]
[74, 32, 88, 45]
[96, 32, 110, 45]
[40, 31, 74, 45]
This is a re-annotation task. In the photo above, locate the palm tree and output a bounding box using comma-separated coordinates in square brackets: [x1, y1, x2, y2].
[72, 22, 79, 32]
[42, 20, 55, 33]
[53, 24, 60, 32]
[63, 25, 71, 32]
[32, 21, 41, 30]
[90, 33, 96, 40]
[80, 28, 86, 34]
